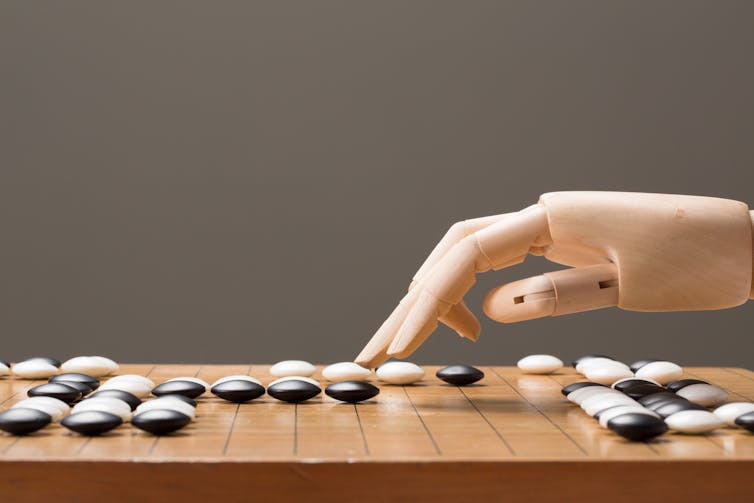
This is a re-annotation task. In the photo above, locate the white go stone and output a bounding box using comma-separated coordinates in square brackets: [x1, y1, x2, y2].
[0, 362, 9, 376]
[269, 360, 317, 378]
[676, 383, 728, 407]
[713, 402, 754, 425]
[376, 362, 425, 385]
[105, 374, 155, 388]
[99, 377, 152, 398]
[634, 361, 683, 385]
[599, 406, 659, 428]
[11, 360, 58, 379]
[13, 397, 70, 421]
[576, 357, 621, 374]
[72, 397, 132, 422]
[164, 376, 210, 391]
[584, 364, 633, 385]
[136, 398, 196, 420]
[90, 356, 119, 375]
[665, 410, 724, 434]
[582, 393, 638, 417]
[322, 362, 371, 382]
[61, 356, 111, 377]
[211, 375, 262, 388]
[268, 376, 321, 388]
[567, 387, 620, 405]
[517, 355, 563, 375]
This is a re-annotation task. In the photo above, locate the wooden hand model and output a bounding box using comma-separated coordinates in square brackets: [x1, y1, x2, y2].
[355, 192, 754, 368]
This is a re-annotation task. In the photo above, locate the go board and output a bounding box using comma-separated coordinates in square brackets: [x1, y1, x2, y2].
[1, 365, 753, 502]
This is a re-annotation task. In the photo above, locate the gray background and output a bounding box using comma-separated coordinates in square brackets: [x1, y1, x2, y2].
[1, 1, 753, 367]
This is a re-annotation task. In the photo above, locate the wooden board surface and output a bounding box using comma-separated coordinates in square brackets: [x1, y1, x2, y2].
[2, 365, 754, 502]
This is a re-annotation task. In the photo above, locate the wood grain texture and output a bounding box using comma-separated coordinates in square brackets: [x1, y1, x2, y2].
[1, 365, 753, 502]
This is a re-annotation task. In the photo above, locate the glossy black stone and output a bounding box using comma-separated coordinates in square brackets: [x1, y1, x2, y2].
[50, 373, 100, 390]
[53, 380, 92, 397]
[571, 355, 614, 368]
[666, 379, 708, 393]
[612, 379, 660, 393]
[157, 394, 198, 407]
[88, 390, 141, 411]
[560, 381, 606, 397]
[325, 381, 380, 403]
[25, 357, 61, 367]
[28, 383, 82, 404]
[267, 379, 321, 403]
[0, 408, 52, 435]
[637, 392, 680, 408]
[653, 400, 705, 418]
[211, 380, 265, 403]
[132, 409, 191, 435]
[61, 411, 123, 436]
[435, 365, 484, 386]
[607, 412, 668, 441]
[734, 412, 754, 432]
[621, 384, 668, 400]
[628, 359, 661, 372]
[151, 380, 205, 399]
[0, 359, 9, 367]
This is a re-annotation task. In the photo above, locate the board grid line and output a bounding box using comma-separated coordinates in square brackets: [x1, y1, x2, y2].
[457, 386, 515, 455]
[403, 386, 442, 456]
[353, 404, 370, 456]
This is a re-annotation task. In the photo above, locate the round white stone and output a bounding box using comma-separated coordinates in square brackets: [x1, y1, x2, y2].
[11, 360, 58, 379]
[135, 398, 195, 420]
[211, 375, 262, 388]
[516, 355, 563, 375]
[567, 387, 621, 404]
[713, 402, 754, 425]
[665, 410, 724, 434]
[105, 374, 155, 388]
[98, 378, 152, 398]
[599, 405, 659, 428]
[268, 376, 321, 388]
[61, 356, 111, 377]
[376, 362, 425, 385]
[72, 397, 132, 422]
[676, 383, 728, 407]
[321, 362, 371, 382]
[576, 357, 622, 374]
[583, 365, 634, 385]
[634, 361, 683, 385]
[164, 376, 210, 391]
[582, 394, 638, 417]
[611, 377, 661, 389]
[89, 356, 119, 375]
[0, 362, 9, 376]
[13, 397, 70, 421]
[269, 360, 317, 377]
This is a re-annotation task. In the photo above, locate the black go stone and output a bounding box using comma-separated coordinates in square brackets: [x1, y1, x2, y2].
[151, 380, 205, 399]
[28, 383, 82, 404]
[132, 409, 191, 435]
[0, 408, 52, 435]
[26, 357, 61, 368]
[267, 379, 321, 403]
[666, 379, 709, 393]
[435, 365, 484, 386]
[734, 412, 754, 432]
[654, 400, 706, 418]
[0, 359, 9, 367]
[571, 355, 614, 368]
[629, 359, 661, 373]
[607, 412, 668, 441]
[325, 381, 380, 403]
[88, 390, 141, 411]
[612, 379, 661, 393]
[157, 394, 198, 407]
[561, 382, 606, 397]
[621, 384, 668, 400]
[211, 380, 266, 403]
[637, 392, 680, 408]
[50, 373, 100, 390]
[53, 380, 93, 397]
[61, 411, 123, 436]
